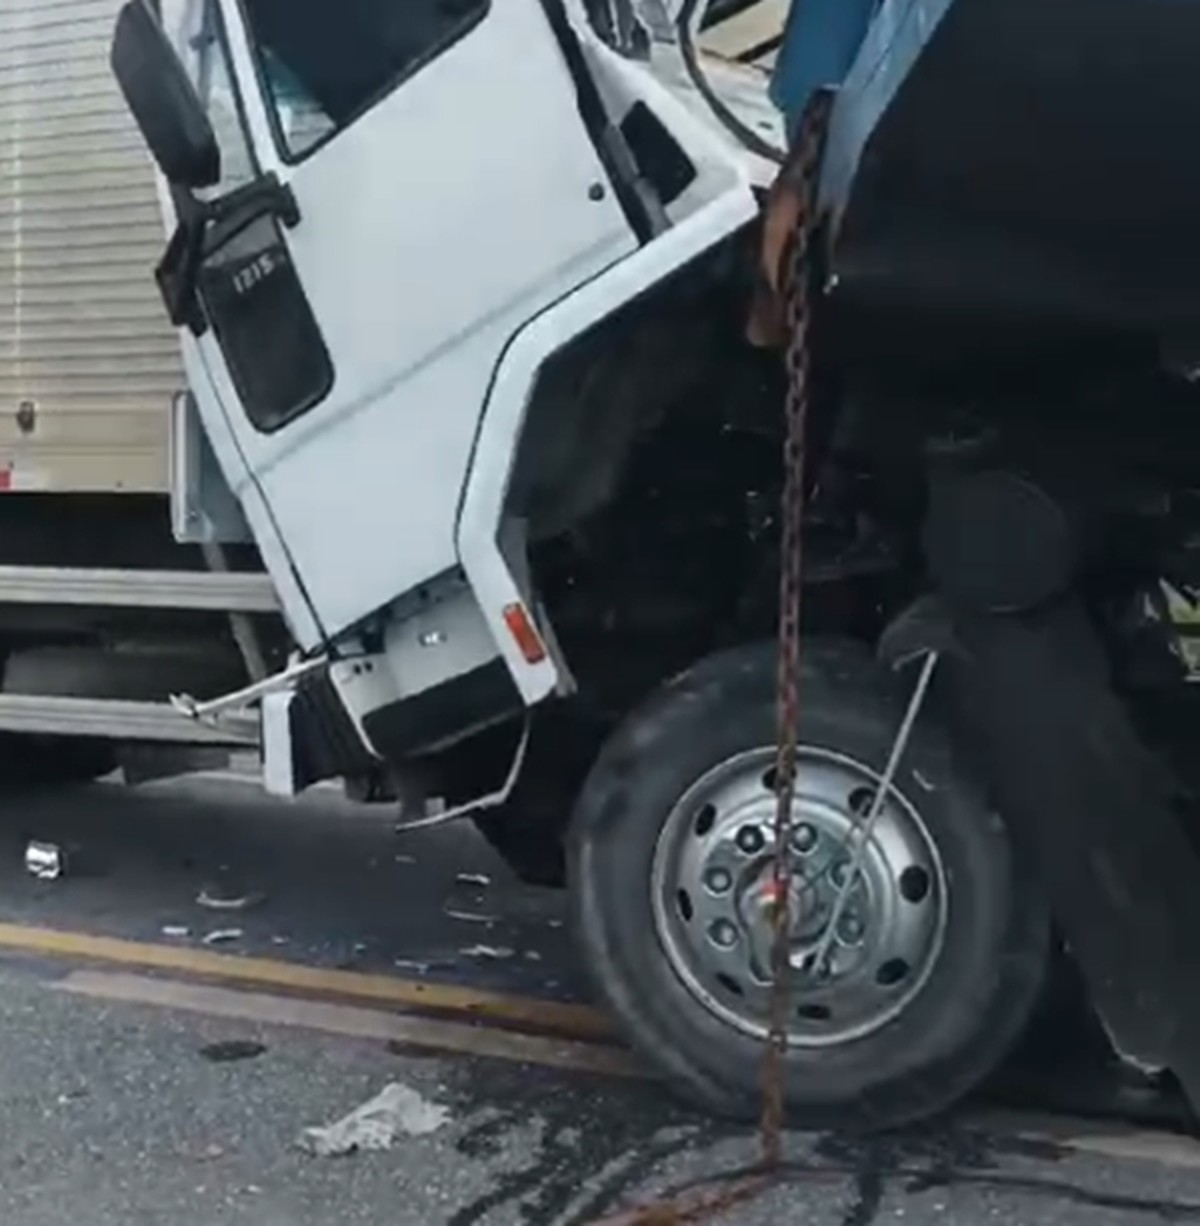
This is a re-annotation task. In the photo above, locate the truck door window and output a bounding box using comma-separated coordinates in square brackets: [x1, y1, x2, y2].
[197, 214, 333, 431]
[239, 0, 492, 161]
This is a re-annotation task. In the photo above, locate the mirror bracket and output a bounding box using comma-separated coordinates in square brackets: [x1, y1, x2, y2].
[157, 174, 302, 337]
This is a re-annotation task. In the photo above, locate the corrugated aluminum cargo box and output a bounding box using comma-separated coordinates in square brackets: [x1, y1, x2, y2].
[0, 0, 181, 493]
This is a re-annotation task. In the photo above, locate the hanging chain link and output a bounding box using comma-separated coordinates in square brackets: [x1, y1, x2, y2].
[760, 86, 834, 1169]
[583, 92, 834, 1226]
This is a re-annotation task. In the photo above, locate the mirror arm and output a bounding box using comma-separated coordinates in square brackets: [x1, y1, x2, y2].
[207, 173, 300, 237]
[156, 190, 209, 335]
[155, 173, 301, 338]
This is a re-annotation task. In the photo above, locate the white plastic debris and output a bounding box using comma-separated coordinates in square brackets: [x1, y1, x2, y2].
[298, 1081, 449, 1157]
[162, 925, 191, 939]
[25, 841, 64, 880]
[455, 872, 491, 887]
[196, 886, 263, 912]
[202, 928, 243, 946]
[444, 908, 497, 925]
[460, 944, 515, 960]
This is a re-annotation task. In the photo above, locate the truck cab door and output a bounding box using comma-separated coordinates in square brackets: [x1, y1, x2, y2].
[154, 0, 635, 653]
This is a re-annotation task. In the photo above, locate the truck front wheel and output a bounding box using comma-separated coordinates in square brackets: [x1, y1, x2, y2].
[567, 639, 1049, 1129]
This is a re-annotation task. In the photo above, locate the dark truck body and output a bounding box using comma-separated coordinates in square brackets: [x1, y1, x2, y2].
[784, 0, 1200, 370]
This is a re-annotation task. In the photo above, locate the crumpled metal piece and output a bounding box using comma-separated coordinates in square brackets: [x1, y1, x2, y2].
[298, 1082, 449, 1157]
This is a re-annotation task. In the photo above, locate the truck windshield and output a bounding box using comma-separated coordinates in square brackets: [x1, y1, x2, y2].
[238, 0, 489, 161]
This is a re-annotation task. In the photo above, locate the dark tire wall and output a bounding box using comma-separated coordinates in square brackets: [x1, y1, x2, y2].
[567, 638, 1051, 1129]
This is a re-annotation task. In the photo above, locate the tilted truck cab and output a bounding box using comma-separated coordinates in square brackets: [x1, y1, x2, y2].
[107, 0, 1200, 1129]
[120, 0, 765, 763]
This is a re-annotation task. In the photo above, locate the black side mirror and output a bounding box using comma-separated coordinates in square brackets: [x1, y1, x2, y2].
[111, 0, 221, 189]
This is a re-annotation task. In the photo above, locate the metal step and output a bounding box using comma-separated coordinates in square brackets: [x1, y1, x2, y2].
[0, 566, 278, 612]
[0, 694, 259, 745]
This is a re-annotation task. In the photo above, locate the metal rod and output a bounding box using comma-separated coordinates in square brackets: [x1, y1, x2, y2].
[394, 717, 532, 833]
[809, 649, 940, 974]
[170, 653, 327, 721]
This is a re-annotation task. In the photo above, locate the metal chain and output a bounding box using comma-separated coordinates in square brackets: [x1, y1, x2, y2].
[760, 87, 834, 1169]
[582, 93, 835, 1226]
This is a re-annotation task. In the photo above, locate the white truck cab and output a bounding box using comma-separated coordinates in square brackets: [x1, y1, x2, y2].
[128, 0, 773, 784]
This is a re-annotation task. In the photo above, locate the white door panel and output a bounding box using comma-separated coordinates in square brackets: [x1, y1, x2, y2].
[181, 327, 323, 647]
[192, 0, 635, 638]
[263, 264, 609, 635]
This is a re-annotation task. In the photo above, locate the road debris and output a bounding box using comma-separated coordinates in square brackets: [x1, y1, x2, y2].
[196, 884, 263, 912]
[455, 872, 491, 887]
[298, 1081, 449, 1157]
[161, 925, 191, 939]
[25, 840, 64, 880]
[200, 1040, 266, 1063]
[444, 908, 497, 925]
[393, 957, 457, 974]
[202, 928, 243, 946]
[460, 944, 515, 960]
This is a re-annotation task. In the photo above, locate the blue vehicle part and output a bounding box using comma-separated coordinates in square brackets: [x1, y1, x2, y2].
[815, 0, 956, 220]
[813, 0, 1200, 362]
[768, 0, 880, 139]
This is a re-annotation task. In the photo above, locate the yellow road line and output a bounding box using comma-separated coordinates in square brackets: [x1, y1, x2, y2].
[55, 970, 642, 1080]
[0, 922, 613, 1041]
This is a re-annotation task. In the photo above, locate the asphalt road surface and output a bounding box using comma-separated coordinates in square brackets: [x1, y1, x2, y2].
[0, 772, 1198, 1225]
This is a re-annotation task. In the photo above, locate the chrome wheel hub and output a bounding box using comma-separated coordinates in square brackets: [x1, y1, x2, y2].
[650, 746, 948, 1047]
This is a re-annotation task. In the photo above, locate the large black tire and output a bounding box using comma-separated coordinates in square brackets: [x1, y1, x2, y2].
[568, 638, 1050, 1129]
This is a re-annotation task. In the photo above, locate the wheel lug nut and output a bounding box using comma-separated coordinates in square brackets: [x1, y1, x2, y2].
[736, 825, 765, 854]
[830, 859, 851, 887]
[705, 867, 733, 894]
[791, 823, 817, 854]
[838, 912, 864, 943]
[709, 920, 738, 949]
